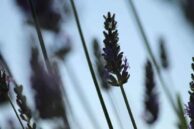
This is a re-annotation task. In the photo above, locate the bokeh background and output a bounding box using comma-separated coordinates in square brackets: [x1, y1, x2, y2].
[0, 0, 194, 129]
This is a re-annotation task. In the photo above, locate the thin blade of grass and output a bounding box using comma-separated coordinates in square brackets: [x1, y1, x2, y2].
[126, 0, 178, 113]
[69, 0, 114, 128]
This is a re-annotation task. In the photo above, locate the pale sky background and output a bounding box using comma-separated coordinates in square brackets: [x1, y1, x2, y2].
[0, 0, 194, 129]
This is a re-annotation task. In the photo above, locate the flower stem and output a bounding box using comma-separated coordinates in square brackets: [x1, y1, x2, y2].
[26, 0, 51, 71]
[126, 0, 178, 113]
[120, 86, 137, 129]
[69, 0, 113, 128]
[8, 95, 25, 129]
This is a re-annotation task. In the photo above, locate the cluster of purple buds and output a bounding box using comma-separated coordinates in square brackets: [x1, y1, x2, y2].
[14, 85, 36, 129]
[182, 0, 194, 26]
[159, 37, 169, 69]
[186, 57, 194, 129]
[102, 12, 130, 86]
[143, 60, 159, 124]
[15, 0, 62, 32]
[30, 47, 66, 119]
[0, 71, 9, 104]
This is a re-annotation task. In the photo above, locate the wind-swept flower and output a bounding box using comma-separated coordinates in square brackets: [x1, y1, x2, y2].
[159, 37, 169, 69]
[186, 57, 194, 129]
[102, 12, 130, 86]
[143, 60, 159, 124]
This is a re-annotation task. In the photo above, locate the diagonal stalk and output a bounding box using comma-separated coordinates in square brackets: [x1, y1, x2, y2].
[69, 0, 114, 128]
[8, 95, 25, 129]
[126, 0, 178, 113]
[26, 1, 73, 128]
[120, 86, 138, 129]
[26, 0, 51, 71]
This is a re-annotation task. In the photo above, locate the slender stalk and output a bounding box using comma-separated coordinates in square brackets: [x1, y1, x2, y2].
[120, 86, 137, 129]
[8, 95, 25, 129]
[126, 0, 178, 113]
[64, 62, 101, 129]
[69, 0, 113, 128]
[26, 0, 51, 71]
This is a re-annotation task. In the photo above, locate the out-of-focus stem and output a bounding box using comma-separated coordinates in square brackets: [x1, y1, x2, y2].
[69, 0, 113, 128]
[126, 0, 178, 113]
[27, 0, 51, 71]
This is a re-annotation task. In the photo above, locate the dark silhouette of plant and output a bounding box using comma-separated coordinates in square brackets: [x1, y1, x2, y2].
[14, 85, 36, 129]
[186, 57, 194, 129]
[143, 60, 159, 124]
[0, 71, 25, 129]
[0, 69, 9, 104]
[15, 0, 62, 32]
[102, 12, 137, 129]
[159, 37, 169, 70]
[102, 12, 130, 86]
[30, 47, 68, 121]
[126, 0, 178, 114]
[93, 38, 125, 129]
[176, 94, 188, 129]
[182, 0, 194, 26]
[30, 47, 71, 129]
[69, 0, 114, 128]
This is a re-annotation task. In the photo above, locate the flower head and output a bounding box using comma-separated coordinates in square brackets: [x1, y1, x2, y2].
[15, 0, 61, 32]
[186, 57, 194, 129]
[183, 0, 194, 26]
[143, 60, 159, 124]
[30, 47, 66, 119]
[102, 12, 130, 86]
[159, 37, 169, 69]
[0, 70, 9, 104]
[14, 85, 36, 129]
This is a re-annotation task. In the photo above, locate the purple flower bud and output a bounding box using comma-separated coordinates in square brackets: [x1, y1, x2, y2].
[186, 57, 194, 129]
[143, 60, 159, 124]
[102, 12, 129, 86]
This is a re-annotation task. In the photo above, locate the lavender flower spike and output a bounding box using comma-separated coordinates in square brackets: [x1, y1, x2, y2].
[144, 60, 159, 124]
[102, 12, 130, 86]
[186, 57, 194, 129]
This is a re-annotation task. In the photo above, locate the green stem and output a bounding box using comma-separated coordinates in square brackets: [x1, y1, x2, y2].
[8, 95, 25, 129]
[27, 0, 51, 71]
[69, 0, 113, 128]
[120, 86, 138, 129]
[126, 0, 178, 113]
